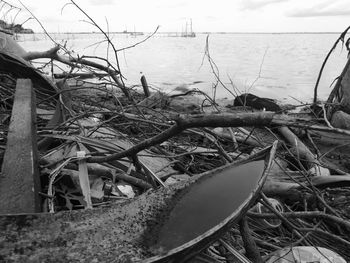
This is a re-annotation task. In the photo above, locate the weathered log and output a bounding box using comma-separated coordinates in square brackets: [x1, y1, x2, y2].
[278, 126, 320, 169]
[0, 79, 41, 213]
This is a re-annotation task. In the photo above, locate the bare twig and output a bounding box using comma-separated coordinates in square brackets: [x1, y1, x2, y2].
[116, 26, 160, 52]
[313, 26, 350, 104]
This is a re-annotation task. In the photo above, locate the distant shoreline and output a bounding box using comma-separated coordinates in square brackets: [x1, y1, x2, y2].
[23, 31, 343, 35]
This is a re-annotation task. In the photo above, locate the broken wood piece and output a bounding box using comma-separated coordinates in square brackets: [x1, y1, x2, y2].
[263, 180, 303, 203]
[0, 79, 41, 214]
[141, 75, 150, 97]
[77, 149, 93, 209]
[140, 161, 167, 188]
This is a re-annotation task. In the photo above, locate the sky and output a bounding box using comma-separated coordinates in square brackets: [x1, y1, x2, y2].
[2, 0, 350, 33]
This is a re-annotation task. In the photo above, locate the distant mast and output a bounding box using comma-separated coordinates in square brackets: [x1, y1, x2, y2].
[182, 19, 196, 37]
[190, 19, 193, 36]
[129, 25, 144, 37]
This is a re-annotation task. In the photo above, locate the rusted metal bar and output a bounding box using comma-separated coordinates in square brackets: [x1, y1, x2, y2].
[0, 79, 41, 214]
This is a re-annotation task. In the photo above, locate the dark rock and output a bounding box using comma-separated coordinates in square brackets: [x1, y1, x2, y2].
[233, 93, 281, 112]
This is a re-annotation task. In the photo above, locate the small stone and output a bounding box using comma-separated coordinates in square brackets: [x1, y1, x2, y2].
[331, 110, 350, 129]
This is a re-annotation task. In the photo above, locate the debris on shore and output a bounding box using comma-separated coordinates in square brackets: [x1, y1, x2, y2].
[1, 14, 350, 262]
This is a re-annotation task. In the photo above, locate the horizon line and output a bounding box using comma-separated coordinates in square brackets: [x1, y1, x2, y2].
[38, 31, 343, 34]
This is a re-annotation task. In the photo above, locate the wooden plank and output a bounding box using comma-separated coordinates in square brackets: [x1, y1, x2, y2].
[0, 79, 41, 213]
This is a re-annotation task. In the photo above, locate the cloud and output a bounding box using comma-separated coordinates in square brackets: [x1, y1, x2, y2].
[155, 0, 189, 9]
[240, 0, 289, 10]
[88, 0, 115, 5]
[290, 9, 350, 17]
[288, 0, 350, 17]
[204, 16, 219, 21]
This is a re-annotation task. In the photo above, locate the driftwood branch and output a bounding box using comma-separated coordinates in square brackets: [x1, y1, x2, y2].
[88, 112, 277, 163]
[247, 211, 350, 230]
[313, 26, 350, 104]
[23, 46, 119, 74]
[239, 217, 263, 263]
[88, 112, 350, 163]
[21, 45, 134, 99]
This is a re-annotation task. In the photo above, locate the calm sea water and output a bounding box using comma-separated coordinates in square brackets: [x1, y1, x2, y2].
[19, 32, 348, 104]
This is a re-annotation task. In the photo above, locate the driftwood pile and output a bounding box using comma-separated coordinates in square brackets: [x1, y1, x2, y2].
[1, 25, 350, 262]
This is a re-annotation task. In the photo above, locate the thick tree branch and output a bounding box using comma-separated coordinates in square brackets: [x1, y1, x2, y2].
[88, 112, 278, 163]
[88, 112, 350, 163]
